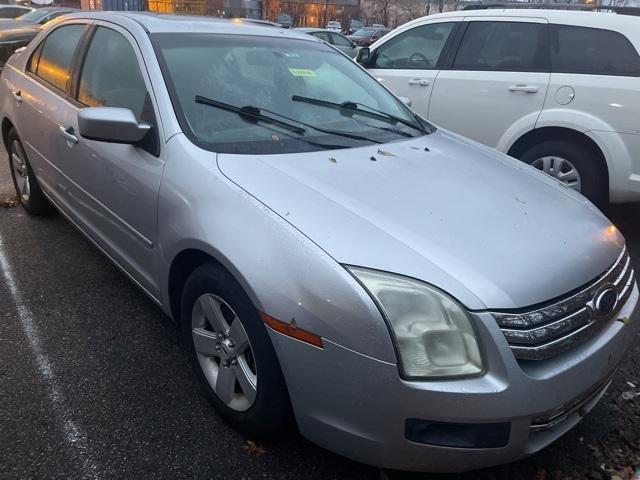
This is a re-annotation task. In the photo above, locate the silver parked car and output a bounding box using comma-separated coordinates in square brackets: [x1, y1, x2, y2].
[1, 12, 638, 473]
[296, 27, 359, 58]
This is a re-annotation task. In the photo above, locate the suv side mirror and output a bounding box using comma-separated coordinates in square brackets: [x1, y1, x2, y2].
[78, 107, 151, 144]
[356, 47, 371, 66]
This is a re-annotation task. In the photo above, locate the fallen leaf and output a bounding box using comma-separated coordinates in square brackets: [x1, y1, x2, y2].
[377, 149, 395, 157]
[242, 440, 266, 457]
[0, 195, 16, 208]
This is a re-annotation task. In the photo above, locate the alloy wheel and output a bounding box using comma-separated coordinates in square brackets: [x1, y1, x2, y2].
[10, 140, 30, 201]
[191, 293, 258, 412]
[531, 156, 582, 192]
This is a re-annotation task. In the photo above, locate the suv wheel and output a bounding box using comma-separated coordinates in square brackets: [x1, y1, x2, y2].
[518, 140, 607, 205]
[7, 128, 52, 215]
[180, 263, 292, 437]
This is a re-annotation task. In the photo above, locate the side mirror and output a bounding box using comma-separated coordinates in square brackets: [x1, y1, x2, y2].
[78, 107, 151, 144]
[356, 47, 370, 66]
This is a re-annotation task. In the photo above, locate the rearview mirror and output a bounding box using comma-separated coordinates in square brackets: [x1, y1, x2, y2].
[78, 107, 151, 144]
[356, 47, 370, 66]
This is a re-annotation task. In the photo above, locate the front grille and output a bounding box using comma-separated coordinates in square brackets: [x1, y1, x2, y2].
[491, 247, 635, 361]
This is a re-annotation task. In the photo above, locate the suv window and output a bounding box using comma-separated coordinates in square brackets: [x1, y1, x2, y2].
[77, 27, 149, 121]
[372, 22, 455, 69]
[453, 21, 548, 72]
[29, 24, 85, 91]
[550, 25, 640, 76]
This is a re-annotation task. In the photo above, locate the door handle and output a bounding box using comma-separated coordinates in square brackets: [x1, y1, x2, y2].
[408, 78, 430, 86]
[12, 90, 22, 103]
[508, 85, 539, 93]
[59, 125, 78, 144]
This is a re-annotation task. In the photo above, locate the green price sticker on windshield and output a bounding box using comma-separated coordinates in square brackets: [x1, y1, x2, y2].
[288, 68, 316, 77]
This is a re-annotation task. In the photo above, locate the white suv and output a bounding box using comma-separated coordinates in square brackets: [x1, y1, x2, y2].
[359, 7, 640, 204]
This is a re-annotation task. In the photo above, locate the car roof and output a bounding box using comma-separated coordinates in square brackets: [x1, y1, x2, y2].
[62, 11, 317, 39]
[408, 8, 640, 29]
[36, 6, 79, 13]
[296, 27, 335, 33]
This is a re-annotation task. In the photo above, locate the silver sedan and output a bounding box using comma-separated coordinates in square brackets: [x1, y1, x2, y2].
[1, 12, 638, 473]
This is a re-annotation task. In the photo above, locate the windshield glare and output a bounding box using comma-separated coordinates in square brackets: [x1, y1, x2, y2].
[153, 33, 430, 154]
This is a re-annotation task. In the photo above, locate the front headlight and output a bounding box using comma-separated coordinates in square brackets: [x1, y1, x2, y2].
[348, 267, 483, 379]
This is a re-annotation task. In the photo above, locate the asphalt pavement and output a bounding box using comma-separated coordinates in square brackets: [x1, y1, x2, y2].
[1, 146, 639, 480]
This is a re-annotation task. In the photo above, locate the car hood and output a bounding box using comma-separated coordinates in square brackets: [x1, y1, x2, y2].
[217, 129, 624, 310]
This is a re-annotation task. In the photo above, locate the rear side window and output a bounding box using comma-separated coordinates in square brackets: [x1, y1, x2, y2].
[550, 25, 640, 76]
[372, 22, 456, 69]
[453, 21, 548, 72]
[30, 24, 85, 91]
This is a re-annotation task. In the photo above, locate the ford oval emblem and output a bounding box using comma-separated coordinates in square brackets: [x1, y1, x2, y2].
[594, 287, 618, 317]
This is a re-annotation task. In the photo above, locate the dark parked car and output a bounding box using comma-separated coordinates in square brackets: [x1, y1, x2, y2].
[296, 27, 360, 58]
[0, 7, 78, 67]
[348, 27, 391, 46]
[0, 5, 33, 19]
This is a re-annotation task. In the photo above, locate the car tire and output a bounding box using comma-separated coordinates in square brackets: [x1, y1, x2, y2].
[518, 140, 607, 205]
[7, 128, 53, 215]
[180, 262, 292, 437]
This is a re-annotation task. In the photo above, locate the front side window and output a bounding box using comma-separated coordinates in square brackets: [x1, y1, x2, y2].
[550, 25, 640, 76]
[311, 31, 331, 43]
[77, 26, 149, 121]
[153, 33, 431, 155]
[372, 23, 455, 70]
[453, 21, 548, 72]
[331, 33, 352, 47]
[31, 24, 85, 91]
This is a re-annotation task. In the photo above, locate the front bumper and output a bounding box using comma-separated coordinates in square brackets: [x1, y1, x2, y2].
[268, 283, 640, 473]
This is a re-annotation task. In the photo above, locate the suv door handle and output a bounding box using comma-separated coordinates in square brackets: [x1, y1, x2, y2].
[12, 90, 22, 103]
[59, 126, 78, 144]
[508, 85, 539, 94]
[408, 78, 430, 86]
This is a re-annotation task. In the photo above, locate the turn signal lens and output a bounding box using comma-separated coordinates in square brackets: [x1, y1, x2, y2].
[259, 312, 323, 348]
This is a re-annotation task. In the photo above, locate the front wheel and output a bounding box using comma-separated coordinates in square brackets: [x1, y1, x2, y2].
[180, 263, 292, 437]
[518, 140, 608, 205]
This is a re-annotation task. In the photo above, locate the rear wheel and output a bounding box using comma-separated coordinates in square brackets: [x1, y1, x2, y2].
[518, 140, 607, 205]
[180, 263, 291, 437]
[7, 128, 52, 215]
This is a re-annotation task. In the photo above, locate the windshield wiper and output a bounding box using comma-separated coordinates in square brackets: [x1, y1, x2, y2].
[196, 95, 306, 135]
[195, 95, 382, 145]
[291, 95, 428, 134]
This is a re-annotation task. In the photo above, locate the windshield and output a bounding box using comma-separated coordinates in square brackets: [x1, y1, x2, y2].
[153, 33, 432, 155]
[16, 9, 46, 22]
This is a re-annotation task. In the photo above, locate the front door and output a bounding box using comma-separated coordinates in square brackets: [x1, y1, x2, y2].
[56, 23, 164, 299]
[367, 20, 460, 117]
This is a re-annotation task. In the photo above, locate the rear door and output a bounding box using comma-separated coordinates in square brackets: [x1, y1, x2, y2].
[540, 23, 640, 135]
[11, 22, 88, 200]
[429, 18, 550, 148]
[366, 19, 460, 117]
